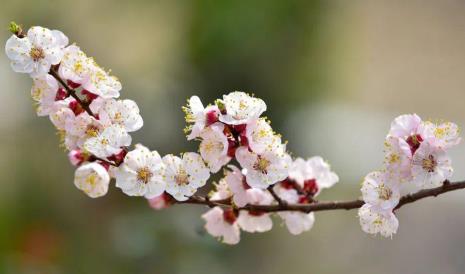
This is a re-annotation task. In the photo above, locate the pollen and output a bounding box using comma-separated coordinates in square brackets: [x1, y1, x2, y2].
[31, 87, 43, 100]
[377, 184, 393, 200]
[85, 125, 99, 137]
[253, 156, 270, 174]
[29, 47, 45, 61]
[113, 112, 122, 122]
[239, 100, 247, 110]
[434, 127, 447, 139]
[422, 155, 437, 173]
[175, 169, 189, 185]
[388, 153, 400, 164]
[86, 173, 97, 186]
[74, 61, 84, 73]
[257, 129, 268, 138]
[137, 167, 153, 184]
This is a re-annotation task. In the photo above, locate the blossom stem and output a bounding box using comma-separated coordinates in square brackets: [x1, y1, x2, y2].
[49, 68, 96, 117]
[180, 180, 465, 213]
[267, 186, 287, 206]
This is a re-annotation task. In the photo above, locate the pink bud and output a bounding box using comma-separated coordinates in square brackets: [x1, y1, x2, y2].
[303, 179, 319, 196]
[68, 150, 85, 166]
[205, 110, 219, 126]
[55, 88, 68, 101]
[148, 193, 172, 210]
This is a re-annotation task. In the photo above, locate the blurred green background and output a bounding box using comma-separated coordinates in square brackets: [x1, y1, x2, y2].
[1, 0, 465, 273]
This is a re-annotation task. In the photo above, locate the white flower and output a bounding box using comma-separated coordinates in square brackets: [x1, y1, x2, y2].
[99, 99, 143, 132]
[411, 141, 452, 188]
[184, 96, 220, 140]
[274, 185, 315, 235]
[237, 189, 273, 233]
[5, 26, 68, 77]
[245, 118, 280, 154]
[358, 204, 399, 238]
[219, 91, 266, 125]
[361, 171, 400, 210]
[388, 114, 433, 155]
[273, 184, 300, 204]
[202, 207, 240, 245]
[49, 106, 75, 130]
[225, 165, 249, 207]
[389, 113, 423, 139]
[58, 45, 92, 84]
[423, 121, 461, 149]
[30, 74, 66, 116]
[74, 162, 110, 198]
[199, 123, 231, 172]
[115, 144, 166, 198]
[384, 136, 412, 180]
[58, 45, 121, 98]
[82, 64, 121, 99]
[235, 146, 291, 189]
[163, 152, 210, 201]
[84, 125, 131, 158]
[237, 211, 273, 233]
[287, 157, 339, 196]
[282, 211, 315, 235]
[65, 112, 105, 148]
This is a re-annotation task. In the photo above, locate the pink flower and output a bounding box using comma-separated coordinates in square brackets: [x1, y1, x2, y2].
[147, 193, 172, 210]
[237, 189, 273, 233]
[202, 207, 240, 245]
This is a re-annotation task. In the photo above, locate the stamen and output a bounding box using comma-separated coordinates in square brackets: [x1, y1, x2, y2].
[137, 167, 153, 184]
[29, 47, 45, 61]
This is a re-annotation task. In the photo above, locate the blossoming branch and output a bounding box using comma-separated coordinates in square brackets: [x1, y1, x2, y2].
[5, 22, 464, 244]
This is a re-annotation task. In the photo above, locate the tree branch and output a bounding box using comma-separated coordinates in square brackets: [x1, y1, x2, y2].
[49, 68, 95, 117]
[179, 180, 465, 213]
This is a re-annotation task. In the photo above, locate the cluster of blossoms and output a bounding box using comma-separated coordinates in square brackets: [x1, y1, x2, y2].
[175, 93, 339, 244]
[11, 24, 462, 244]
[359, 114, 461, 237]
[5, 24, 340, 244]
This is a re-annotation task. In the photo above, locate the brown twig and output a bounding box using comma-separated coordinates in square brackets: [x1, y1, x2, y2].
[267, 185, 287, 206]
[179, 180, 465, 214]
[49, 68, 95, 117]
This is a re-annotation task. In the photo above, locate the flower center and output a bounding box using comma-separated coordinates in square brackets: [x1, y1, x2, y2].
[406, 134, 423, 154]
[74, 60, 84, 73]
[29, 47, 45, 61]
[113, 112, 122, 122]
[239, 100, 247, 110]
[434, 127, 448, 139]
[223, 209, 237, 225]
[253, 156, 270, 174]
[388, 153, 400, 164]
[85, 125, 99, 137]
[137, 167, 153, 184]
[303, 179, 319, 196]
[422, 155, 437, 173]
[100, 138, 109, 145]
[377, 184, 392, 200]
[175, 169, 189, 185]
[85, 173, 97, 186]
[203, 141, 223, 153]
